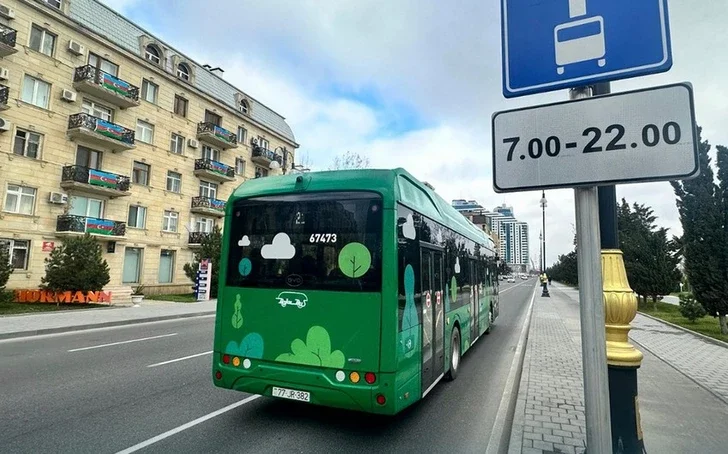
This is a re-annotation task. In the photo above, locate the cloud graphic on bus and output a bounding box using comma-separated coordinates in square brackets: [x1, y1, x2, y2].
[261, 233, 296, 260]
[238, 235, 251, 247]
[402, 214, 416, 240]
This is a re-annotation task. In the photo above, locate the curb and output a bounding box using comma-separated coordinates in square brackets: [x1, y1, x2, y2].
[636, 311, 728, 349]
[0, 311, 216, 340]
[485, 284, 538, 454]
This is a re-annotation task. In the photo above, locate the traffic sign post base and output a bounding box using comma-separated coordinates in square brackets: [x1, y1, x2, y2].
[541, 284, 551, 297]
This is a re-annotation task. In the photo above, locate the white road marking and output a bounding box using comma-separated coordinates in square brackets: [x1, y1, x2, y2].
[147, 351, 212, 368]
[115, 395, 261, 454]
[499, 279, 534, 294]
[68, 333, 178, 352]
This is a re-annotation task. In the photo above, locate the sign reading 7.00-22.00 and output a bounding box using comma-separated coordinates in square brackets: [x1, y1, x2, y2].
[501, 0, 672, 97]
[491, 83, 698, 193]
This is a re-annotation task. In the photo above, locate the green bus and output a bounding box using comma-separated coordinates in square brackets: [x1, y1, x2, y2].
[213, 168, 500, 415]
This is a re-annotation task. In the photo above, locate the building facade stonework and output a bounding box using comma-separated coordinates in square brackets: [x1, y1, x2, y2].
[0, 0, 297, 294]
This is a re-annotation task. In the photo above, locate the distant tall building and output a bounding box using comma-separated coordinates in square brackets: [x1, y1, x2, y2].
[452, 199, 484, 212]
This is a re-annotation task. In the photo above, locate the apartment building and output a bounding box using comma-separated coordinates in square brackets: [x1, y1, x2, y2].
[0, 0, 298, 294]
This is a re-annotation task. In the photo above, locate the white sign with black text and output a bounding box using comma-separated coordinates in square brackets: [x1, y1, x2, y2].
[492, 83, 698, 193]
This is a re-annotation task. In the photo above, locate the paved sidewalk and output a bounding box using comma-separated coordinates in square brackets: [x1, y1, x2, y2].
[509, 283, 728, 454]
[0, 299, 217, 339]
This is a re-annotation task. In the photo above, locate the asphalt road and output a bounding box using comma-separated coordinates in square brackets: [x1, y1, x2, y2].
[0, 279, 536, 454]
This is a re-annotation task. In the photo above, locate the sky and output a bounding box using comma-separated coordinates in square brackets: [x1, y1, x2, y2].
[103, 0, 728, 267]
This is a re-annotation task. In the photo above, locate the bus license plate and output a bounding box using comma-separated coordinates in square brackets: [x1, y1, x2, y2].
[272, 386, 310, 402]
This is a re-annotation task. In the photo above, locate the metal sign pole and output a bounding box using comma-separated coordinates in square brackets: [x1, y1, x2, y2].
[571, 86, 613, 454]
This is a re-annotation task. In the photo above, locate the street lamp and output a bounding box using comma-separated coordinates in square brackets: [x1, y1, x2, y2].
[269, 147, 307, 174]
[540, 191, 550, 297]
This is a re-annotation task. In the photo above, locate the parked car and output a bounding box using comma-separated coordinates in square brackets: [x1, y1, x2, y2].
[507, 276, 516, 283]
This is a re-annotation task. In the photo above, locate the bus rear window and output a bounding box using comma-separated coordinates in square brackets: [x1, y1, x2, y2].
[227, 191, 382, 292]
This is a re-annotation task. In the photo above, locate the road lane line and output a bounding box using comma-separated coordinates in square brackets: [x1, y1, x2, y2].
[499, 279, 533, 294]
[147, 351, 212, 368]
[68, 333, 178, 352]
[115, 395, 261, 454]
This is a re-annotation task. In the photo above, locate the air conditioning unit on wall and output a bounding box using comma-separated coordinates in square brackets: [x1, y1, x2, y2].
[61, 89, 77, 102]
[0, 4, 16, 20]
[0, 67, 8, 80]
[0, 118, 10, 132]
[49, 192, 68, 204]
[188, 138, 199, 148]
[67, 40, 85, 56]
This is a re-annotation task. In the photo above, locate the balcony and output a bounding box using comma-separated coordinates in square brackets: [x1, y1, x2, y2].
[190, 196, 226, 217]
[60, 166, 131, 198]
[67, 113, 135, 151]
[188, 231, 211, 247]
[196, 122, 238, 150]
[56, 215, 126, 238]
[0, 25, 17, 57]
[194, 158, 235, 183]
[0, 84, 8, 111]
[251, 145, 283, 167]
[73, 65, 140, 109]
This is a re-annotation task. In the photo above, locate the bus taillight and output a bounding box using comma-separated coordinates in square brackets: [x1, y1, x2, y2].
[215, 370, 222, 380]
[364, 372, 376, 384]
[222, 354, 231, 364]
[376, 394, 386, 405]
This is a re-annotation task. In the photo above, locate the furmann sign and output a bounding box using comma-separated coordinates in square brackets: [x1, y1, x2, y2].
[14, 290, 112, 304]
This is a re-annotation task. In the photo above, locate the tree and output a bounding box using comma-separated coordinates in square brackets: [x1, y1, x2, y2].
[329, 151, 370, 170]
[672, 127, 728, 335]
[184, 226, 222, 298]
[497, 261, 512, 276]
[547, 249, 578, 286]
[41, 234, 110, 292]
[617, 200, 681, 306]
[678, 293, 706, 322]
[0, 244, 13, 291]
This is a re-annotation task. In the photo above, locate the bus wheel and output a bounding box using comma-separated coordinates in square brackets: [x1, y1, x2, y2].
[446, 327, 460, 381]
[485, 307, 494, 335]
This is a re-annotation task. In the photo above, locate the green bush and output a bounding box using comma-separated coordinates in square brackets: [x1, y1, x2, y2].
[678, 293, 707, 322]
[0, 245, 13, 291]
[41, 234, 110, 292]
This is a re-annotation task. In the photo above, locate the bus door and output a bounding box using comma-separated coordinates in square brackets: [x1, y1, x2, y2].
[421, 247, 445, 395]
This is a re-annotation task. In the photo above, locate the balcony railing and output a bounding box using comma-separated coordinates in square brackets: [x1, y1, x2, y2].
[188, 231, 211, 245]
[190, 196, 226, 217]
[67, 113, 135, 151]
[56, 215, 126, 237]
[251, 146, 283, 167]
[196, 122, 238, 149]
[0, 84, 8, 110]
[61, 165, 131, 196]
[0, 24, 17, 57]
[73, 65, 140, 108]
[194, 158, 235, 182]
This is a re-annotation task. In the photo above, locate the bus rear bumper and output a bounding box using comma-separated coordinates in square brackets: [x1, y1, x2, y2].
[213, 355, 397, 415]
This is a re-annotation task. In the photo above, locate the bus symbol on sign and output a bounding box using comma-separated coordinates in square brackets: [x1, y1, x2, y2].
[276, 291, 308, 309]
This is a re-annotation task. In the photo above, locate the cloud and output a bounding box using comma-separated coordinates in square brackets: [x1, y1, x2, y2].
[238, 235, 251, 247]
[402, 214, 416, 240]
[261, 233, 296, 260]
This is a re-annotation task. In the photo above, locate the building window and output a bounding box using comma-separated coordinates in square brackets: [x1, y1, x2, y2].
[132, 161, 150, 185]
[159, 250, 175, 283]
[239, 99, 249, 114]
[166, 171, 181, 193]
[75, 145, 102, 169]
[128, 205, 147, 229]
[88, 52, 118, 77]
[173, 95, 188, 117]
[162, 211, 178, 232]
[237, 127, 247, 145]
[144, 44, 162, 65]
[0, 239, 30, 270]
[177, 63, 191, 81]
[255, 166, 268, 179]
[235, 157, 246, 175]
[257, 136, 270, 150]
[82, 99, 113, 122]
[21, 75, 50, 109]
[201, 145, 220, 162]
[29, 25, 56, 56]
[141, 79, 158, 104]
[204, 110, 222, 126]
[199, 181, 218, 199]
[4, 185, 36, 215]
[68, 195, 103, 218]
[13, 129, 42, 159]
[42, 0, 62, 9]
[136, 120, 154, 144]
[195, 217, 214, 233]
[170, 133, 185, 155]
[122, 247, 143, 284]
